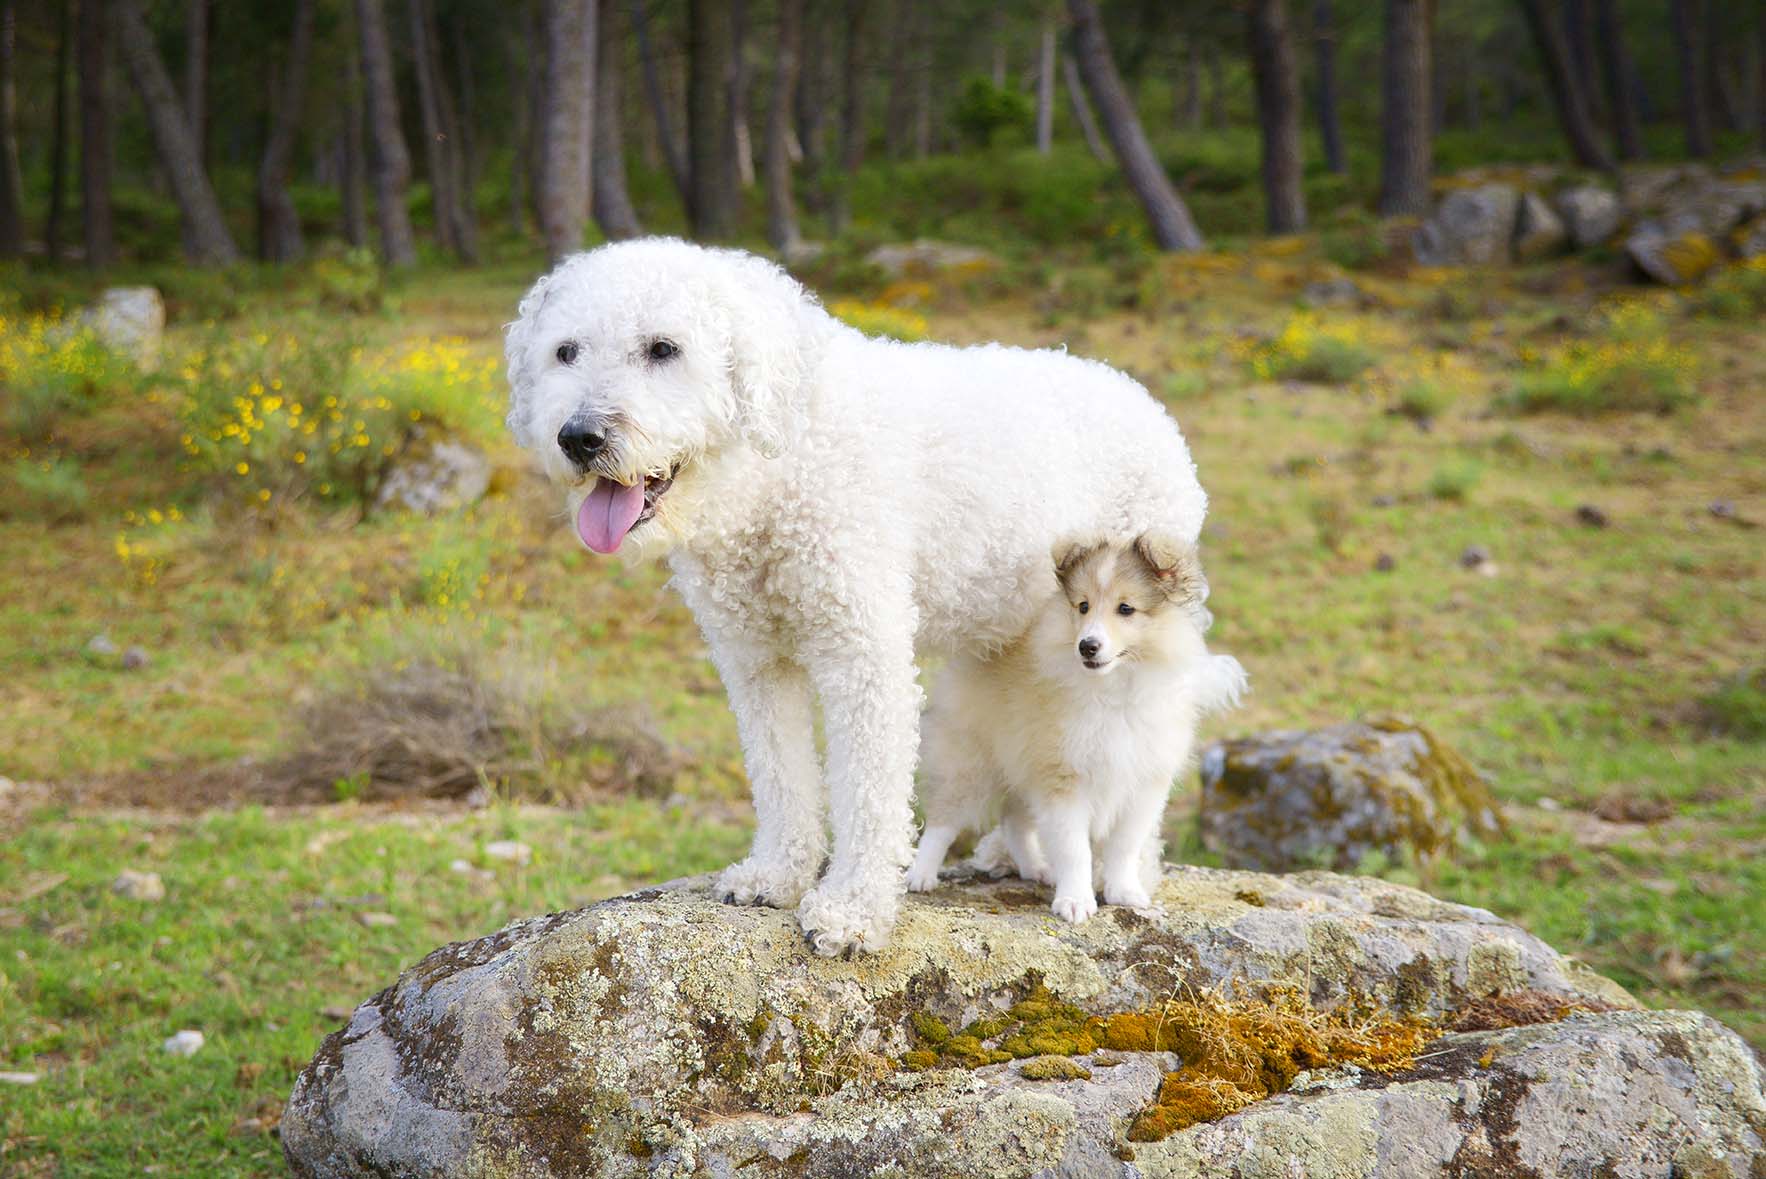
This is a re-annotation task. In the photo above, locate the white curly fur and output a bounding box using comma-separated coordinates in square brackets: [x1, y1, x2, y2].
[505, 238, 1210, 955]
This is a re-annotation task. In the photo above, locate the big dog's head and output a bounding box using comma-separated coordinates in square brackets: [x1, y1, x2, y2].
[505, 239, 824, 554]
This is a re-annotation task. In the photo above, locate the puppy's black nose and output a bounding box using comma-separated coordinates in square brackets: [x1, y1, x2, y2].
[1078, 637, 1101, 659]
[557, 417, 606, 470]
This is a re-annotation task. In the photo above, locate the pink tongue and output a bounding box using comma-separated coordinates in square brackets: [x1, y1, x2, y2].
[576, 477, 647, 554]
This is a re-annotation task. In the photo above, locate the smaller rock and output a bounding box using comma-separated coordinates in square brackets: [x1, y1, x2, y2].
[112, 870, 166, 902]
[121, 646, 150, 670]
[1374, 553, 1396, 573]
[373, 434, 492, 516]
[1370, 494, 1396, 508]
[356, 912, 398, 929]
[1554, 184, 1623, 248]
[1299, 277, 1361, 308]
[0, 1071, 42, 1085]
[1512, 192, 1567, 260]
[1708, 499, 1736, 519]
[1575, 504, 1609, 528]
[1733, 214, 1766, 260]
[1626, 227, 1721, 285]
[1460, 545, 1492, 569]
[483, 840, 532, 866]
[163, 1030, 205, 1057]
[865, 240, 998, 279]
[86, 634, 118, 656]
[76, 287, 165, 365]
[1415, 184, 1521, 266]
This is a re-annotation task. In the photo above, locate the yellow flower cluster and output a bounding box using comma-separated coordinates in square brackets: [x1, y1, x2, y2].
[1244, 311, 1376, 384]
[830, 299, 929, 342]
[0, 311, 136, 439]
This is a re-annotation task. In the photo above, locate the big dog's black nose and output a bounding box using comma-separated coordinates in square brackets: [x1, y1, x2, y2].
[1078, 637, 1101, 659]
[557, 417, 606, 470]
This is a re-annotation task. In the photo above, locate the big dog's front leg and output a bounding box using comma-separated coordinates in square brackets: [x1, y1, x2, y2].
[796, 627, 921, 956]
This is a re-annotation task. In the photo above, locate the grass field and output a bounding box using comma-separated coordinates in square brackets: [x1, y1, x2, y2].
[2, 225, 1763, 1174]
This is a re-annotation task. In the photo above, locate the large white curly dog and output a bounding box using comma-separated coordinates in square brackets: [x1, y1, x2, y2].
[506, 238, 1207, 956]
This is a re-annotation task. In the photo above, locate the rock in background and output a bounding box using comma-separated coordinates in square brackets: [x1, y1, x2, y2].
[373, 429, 492, 516]
[1197, 714, 1505, 873]
[71, 287, 165, 366]
[279, 867, 1766, 1178]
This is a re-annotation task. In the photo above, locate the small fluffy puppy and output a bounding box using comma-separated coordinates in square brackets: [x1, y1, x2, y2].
[907, 534, 1246, 922]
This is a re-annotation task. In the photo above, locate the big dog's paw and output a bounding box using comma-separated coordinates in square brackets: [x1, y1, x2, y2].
[716, 856, 816, 910]
[797, 883, 897, 958]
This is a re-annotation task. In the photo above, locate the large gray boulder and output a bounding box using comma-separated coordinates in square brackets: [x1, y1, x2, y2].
[75, 286, 165, 365]
[1414, 185, 1521, 266]
[1198, 716, 1506, 873]
[1554, 184, 1624, 249]
[373, 430, 492, 515]
[282, 866, 1764, 1178]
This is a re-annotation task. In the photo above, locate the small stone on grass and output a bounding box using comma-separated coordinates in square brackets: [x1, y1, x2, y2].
[484, 840, 532, 866]
[112, 870, 165, 902]
[357, 911, 398, 928]
[163, 1030, 205, 1057]
[1575, 504, 1609, 528]
[0, 1071, 42, 1084]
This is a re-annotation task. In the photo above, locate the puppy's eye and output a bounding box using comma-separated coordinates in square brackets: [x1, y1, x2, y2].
[1117, 602, 1136, 616]
[647, 339, 680, 363]
[1077, 601, 1089, 615]
[555, 341, 579, 365]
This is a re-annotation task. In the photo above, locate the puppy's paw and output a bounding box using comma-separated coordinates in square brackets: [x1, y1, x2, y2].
[1102, 882, 1153, 909]
[1050, 892, 1097, 924]
[904, 864, 942, 893]
[716, 856, 816, 910]
[797, 881, 897, 957]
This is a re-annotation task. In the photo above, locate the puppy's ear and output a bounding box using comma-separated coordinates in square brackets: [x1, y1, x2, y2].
[1052, 538, 1097, 589]
[714, 250, 823, 459]
[1132, 531, 1208, 606]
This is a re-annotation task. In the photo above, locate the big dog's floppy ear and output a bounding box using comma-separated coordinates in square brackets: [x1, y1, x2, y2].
[712, 250, 824, 459]
[1132, 531, 1210, 611]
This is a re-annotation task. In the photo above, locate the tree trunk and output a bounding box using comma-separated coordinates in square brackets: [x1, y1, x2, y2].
[47, 0, 73, 260]
[1178, 39, 1202, 131]
[539, 0, 594, 259]
[796, 0, 828, 196]
[340, 31, 369, 248]
[257, 0, 314, 262]
[0, 1, 23, 256]
[687, 0, 737, 237]
[1704, 0, 1737, 133]
[1562, 0, 1602, 123]
[409, 0, 466, 257]
[884, 0, 916, 158]
[115, 0, 238, 264]
[184, 0, 206, 160]
[1061, 51, 1107, 162]
[1592, 0, 1643, 159]
[1312, 0, 1346, 174]
[766, 0, 801, 253]
[1066, 0, 1204, 251]
[354, 0, 417, 266]
[1516, 0, 1614, 170]
[1248, 0, 1305, 234]
[1758, 6, 1765, 153]
[449, 13, 479, 212]
[593, 0, 642, 238]
[1670, 0, 1712, 157]
[426, 0, 477, 259]
[730, 0, 755, 186]
[80, 0, 114, 267]
[630, 0, 690, 208]
[1377, 0, 1432, 217]
[1035, 19, 1054, 154]
[838, 0, 867, 174]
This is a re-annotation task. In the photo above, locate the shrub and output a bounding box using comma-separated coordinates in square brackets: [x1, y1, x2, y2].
[1696, 667, 1766, 740]
[1501, 304, 1695, 416]
[1686, 257, 1766, 321]
[950, 76, 1033, 147]
[3, 455, 91, 522]
[1247, 312, 1375, 383]
[0, 312, 140, 441]
[1319, 207, 1391, 271]
[306, 247, 391, 314]
[1427, 458, 1482, 501]
[1394, 380, 1447, 424]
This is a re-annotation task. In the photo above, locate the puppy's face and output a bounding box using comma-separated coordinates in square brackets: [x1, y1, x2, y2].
[1052, 534, 1207, 675]
[505, 241, 815, 554]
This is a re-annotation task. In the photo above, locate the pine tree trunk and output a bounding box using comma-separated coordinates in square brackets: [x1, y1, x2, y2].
[448, 14, 479, 211]
[341, 31, 369, 248]
[1704, 0, 1736, 133]
[355, 0, 417, 265]
[730, 0, 755, 187]
[1562, 0, 1602, 123]
[115, 0, 238, 264]
[184, 0, 206, 161]
[1592, 0, 1643, 159]
[539, 0, 594, 259]
[687, 0, 737, 237]
[796, 0, 828, 204]
[1516, 0, 1614, 170]
[1066, 0, 1204, 252]
[884, 0, 914, 158]
[630, 0, 690, 208]
[408, 0, 462, 257]
[1758, 6, 1766, 153]
[0, 1, 23, 256]
[1312, 0, 1346, 174]
[1248, 0, 1306, 234]
[766, 0, 801, 253]
[1061, 51, 1106, 162]
[257, 0, 313, 262]
[838, 0, 867, 174]
[1377, 0, 1433, 217]
[1178, 40, 1202, 131]
[425, 0, 477, 259]
[593, 0, 642, 239]
[80, 0, 114, 268]
[47, 0, 73, 260]
[1035, 19, 1054, 154]
[1670, 0, 1712, 157]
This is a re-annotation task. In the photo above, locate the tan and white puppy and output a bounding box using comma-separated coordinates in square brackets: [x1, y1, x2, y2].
[908, 535, 1246, 921]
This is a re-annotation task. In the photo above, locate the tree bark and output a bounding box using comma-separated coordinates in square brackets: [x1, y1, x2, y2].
[1669, 0, 1712, 157]
[115, 0, 238, 264]
[257, 0, 314, 262]
[409, 0, 473, 259]
[1516, 0, 1614, 170]
[1758, 6, 1765, 153]
[593, 0, 642, 238]
[687, 0, 737, 236]
[1061, 51, 1107, 162]
[1592, 0, 1643, 160]
[1035, 18, 1054, 154]
[1248, 0, 1306, 234]
[765, 0, 801, 253]
[730, 0, 755, 186]
[184, 0, 206, 161]
[1377, 0, 1432, 217]
[884, 0, 917, 158]
[448, 13, 479, 211]
[47, 0, 73, 260]
[1177, 39, 1202, 130]
[427, 0, 477, 258]
[796, 0, 828, 196]
[539, 0, 594, 259]
[630, 0, 690, 208]
[1704, 0, 1736, 133]
[80, 0, 114, 267]
[1066, 0, 1204, 251]
[0, 1, 23, 256]
[341, 30, 369, 248]
[1562, 0, 1602, 123]
[1312, 0, 1346, 174]
[355, 0, 417, 265]
[838, 0, 867, 174]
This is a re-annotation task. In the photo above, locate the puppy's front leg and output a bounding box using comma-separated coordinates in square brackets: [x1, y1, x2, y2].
[1038, 793, 1098, 924]
[797, 630, 920, 956]
[712, 644, 826, 909]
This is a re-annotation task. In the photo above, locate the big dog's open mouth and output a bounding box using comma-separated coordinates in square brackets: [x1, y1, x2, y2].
[576, 464, 679, 554]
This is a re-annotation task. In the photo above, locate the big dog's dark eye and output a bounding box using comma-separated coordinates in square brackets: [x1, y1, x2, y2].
[556, 341, 579, 365]
[648, 339, 680, 362]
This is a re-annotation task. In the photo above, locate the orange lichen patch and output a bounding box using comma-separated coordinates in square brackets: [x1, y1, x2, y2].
[1449, 988, 1617, 1032]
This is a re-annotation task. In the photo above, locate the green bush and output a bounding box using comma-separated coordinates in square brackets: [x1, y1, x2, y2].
[951, 76, 1034, 147]
[3, 455, 91, 522]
